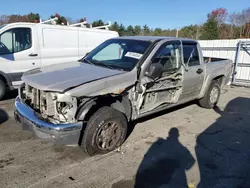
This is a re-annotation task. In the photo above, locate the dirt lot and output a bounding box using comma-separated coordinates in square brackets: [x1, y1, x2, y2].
[1, 86, 250, 188]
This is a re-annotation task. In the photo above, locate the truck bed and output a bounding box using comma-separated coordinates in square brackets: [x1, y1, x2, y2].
[204, 57, 228, 63]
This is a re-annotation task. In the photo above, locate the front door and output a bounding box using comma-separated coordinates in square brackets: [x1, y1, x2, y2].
[0, 26, 41, 87]
[138, 40, 183, 114]
[180, 41, 204, 101]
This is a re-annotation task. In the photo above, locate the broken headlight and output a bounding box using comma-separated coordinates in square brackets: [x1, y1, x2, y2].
[51, 93, 78, 123]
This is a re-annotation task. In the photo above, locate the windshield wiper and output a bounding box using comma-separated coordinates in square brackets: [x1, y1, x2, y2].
[80, 58, 95, 66]
[80, 58, 123, 71]
[91, 60, 117, 70]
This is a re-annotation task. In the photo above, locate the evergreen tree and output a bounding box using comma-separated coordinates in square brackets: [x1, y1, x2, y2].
[143, 25, 150, 35]
[92, 19, 104, 27]
[27, 13, 40, 23]
[110, 21, 119, 32]
[118, 24, 126, 36]
[200, 18, 219, 40]
[126, 25, 135, 36]
[134, 25, 142, 35]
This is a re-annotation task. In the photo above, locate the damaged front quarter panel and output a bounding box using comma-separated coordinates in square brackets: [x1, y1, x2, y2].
[66, 71, 138, 122]
[66, 71, 137, 97]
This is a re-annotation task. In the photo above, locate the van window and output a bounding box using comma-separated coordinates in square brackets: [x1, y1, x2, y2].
[183, 43, 200, 66]
[0, 28, 32, 55]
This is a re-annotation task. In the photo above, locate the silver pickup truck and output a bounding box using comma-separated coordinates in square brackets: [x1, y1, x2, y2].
[14, 36, 233, 155]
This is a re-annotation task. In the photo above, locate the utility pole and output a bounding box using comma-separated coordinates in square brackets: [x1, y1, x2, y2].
[196, 26, 199, 40]
[176, 28, 179, 37]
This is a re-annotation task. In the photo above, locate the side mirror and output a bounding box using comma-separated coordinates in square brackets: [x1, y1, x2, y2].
[145, 63, 163, 79]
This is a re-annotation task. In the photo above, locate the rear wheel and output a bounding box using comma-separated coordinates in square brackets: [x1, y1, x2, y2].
[199, 81, 221, 109]
[81, 106, 127, 156]
[0, 80, 6, 100]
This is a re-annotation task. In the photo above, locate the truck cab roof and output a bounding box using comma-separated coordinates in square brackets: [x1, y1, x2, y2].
[115, 36, 198, 43]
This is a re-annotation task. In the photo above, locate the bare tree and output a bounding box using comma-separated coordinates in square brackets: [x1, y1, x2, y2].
[229, 12, 238, 37]
[242, 8, 250, 37]
[0, 15, 9, 25]
[8, 14, 29, 23]
[209, 8, 228, 26]
[65, 17, 75, 25]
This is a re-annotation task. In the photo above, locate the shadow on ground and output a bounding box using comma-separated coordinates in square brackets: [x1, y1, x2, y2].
[0, 108, 8, 124]
[196, 97, 250, 188]
[112, 128, 195, 188]
[111, 101, 198, 188]
[126, 100, 196, 140]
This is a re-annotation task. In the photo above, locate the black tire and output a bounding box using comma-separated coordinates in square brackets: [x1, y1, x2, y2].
[81, 106, 128, 156]
[0, 79, 6, 101]
[199, 81, 221, 109]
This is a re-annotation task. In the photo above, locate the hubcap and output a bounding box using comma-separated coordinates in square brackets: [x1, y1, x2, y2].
[210, 86, 219, 104]
[96, 121, 122, 150]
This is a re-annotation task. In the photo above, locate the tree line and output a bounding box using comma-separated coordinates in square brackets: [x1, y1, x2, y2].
[0, 7, 250, 40]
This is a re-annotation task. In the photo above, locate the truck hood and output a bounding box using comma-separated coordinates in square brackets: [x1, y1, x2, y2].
[22, 61, 124, 92]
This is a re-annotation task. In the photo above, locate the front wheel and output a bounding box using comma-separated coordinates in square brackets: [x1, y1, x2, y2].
[81, 106, 128, 156]
[199, 81, 221, 109]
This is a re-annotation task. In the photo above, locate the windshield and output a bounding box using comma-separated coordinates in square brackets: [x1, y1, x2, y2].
[82, 38, 151, 71]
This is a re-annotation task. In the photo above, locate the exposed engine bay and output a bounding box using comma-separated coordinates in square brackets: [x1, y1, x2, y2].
[19, 84, 78, 124]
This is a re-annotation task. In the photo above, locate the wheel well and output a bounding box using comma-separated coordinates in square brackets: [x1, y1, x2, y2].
[212, 75, 225, 86]
[81, 95, 131, 123]
[0, 74, 8, 87]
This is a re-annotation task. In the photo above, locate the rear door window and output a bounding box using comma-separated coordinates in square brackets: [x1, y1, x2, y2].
[183, 42, 200, 66]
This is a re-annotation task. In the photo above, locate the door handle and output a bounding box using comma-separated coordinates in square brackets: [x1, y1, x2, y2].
[29, 53, 38, 57]
[196, 68, 203, 74]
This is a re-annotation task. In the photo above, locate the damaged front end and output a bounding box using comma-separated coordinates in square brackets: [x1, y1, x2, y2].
[19, 84, 78, 124]
[14, 84, 82, 145]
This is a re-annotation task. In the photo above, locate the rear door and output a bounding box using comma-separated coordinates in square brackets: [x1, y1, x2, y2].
[0, 25, 41, 87]
[181, 41, 204, 101]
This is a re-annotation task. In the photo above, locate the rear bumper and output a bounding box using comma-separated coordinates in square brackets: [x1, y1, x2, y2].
[14, 96, 83, 145]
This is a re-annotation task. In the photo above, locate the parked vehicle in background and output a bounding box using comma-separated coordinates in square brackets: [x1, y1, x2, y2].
[14, 36, 233, 156]
[0, 21, 119, 99]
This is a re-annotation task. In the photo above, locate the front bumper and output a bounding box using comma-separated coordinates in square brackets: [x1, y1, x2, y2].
[14, 96, 83, 145]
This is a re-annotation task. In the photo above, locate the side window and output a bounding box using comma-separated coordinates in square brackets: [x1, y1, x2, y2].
[0, 28, 32, 55]
[0, 30, 12, 54]
[92, 43, 123, 61]
[152, 41, 181, 73]
[183, 43, 200, 66]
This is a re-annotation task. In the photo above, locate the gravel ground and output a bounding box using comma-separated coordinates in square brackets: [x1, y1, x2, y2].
[0, 86, 250, 188]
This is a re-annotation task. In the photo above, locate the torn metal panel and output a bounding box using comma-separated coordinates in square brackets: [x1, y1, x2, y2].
[135, 71, 183, 115]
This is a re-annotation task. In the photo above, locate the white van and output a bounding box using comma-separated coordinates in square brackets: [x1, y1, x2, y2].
[0, 22, 119, 99]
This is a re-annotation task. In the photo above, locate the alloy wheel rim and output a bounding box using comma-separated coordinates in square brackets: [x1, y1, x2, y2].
[210, 86, 219, 104]
[95, 121, 122, 150]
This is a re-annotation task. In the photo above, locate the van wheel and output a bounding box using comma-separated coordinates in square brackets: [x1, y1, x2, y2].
[199, 81, 221, 109]
[0, 80, 6, 100]
[81, 106, 127, 156]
